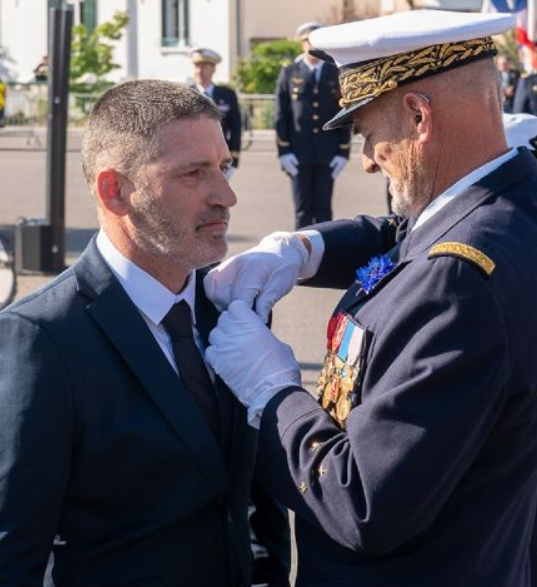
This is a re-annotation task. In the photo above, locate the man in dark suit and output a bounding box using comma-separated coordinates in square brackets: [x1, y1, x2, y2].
[205, 10, 537, 587]
[191, 48, 242, 178]
[275, 22, 352, 229]
[0, 80, 257, 587]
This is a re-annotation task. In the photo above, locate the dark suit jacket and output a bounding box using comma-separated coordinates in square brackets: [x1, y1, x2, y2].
[257, 149, 537, 586]
[212, 85, 242, 168]
[0, 239, 257, 587]
[275, 59, 351, 166]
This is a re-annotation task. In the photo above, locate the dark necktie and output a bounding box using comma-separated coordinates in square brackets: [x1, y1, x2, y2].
[162, 301, 220, 439]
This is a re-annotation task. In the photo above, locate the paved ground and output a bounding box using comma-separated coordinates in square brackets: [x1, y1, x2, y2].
[1, 129, 386, 390]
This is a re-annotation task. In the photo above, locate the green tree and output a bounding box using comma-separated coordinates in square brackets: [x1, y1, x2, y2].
[70, 11, 129, 92]
[235, 39, 301, 94]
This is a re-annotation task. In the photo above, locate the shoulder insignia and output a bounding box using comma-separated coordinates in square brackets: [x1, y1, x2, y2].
[428, 242, 495, 276]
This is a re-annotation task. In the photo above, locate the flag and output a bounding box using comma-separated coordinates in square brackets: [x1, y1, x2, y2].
[483, 0, 536, 71]
[482, 0, 524, 11]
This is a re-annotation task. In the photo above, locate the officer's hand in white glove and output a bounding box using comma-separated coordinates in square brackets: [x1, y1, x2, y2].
[204, 231, 309, 323]
[329, 155, 348, 179]
[206, 300, 302, 427]
[224, 166, 236, 181]
[279, 153, 299, 177]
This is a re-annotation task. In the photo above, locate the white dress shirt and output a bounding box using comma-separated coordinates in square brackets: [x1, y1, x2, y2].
[412, 148, 517, 230]
[195, 83, 215, 98]
[96, 230, 207, 375]
[301, 56, 323, 83]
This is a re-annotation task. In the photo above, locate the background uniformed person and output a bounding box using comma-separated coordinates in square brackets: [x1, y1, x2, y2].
[191, 48, 242, 179]
[204, 10, 537, 587]
[496, 54, 520, 113]
[275, 22, 351, 229]
[513, 48, 537, 116]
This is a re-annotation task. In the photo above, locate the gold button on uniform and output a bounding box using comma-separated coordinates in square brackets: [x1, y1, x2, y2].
[312, 114, 319, 120]
[310, 441, 323, 452]
[313, 101, 319, 107]
[313, 128, 319, 134]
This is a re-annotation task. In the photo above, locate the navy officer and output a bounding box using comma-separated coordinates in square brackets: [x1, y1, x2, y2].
[191, 47, 242, 178]
[275, 22, 352, 229]
[204, 10, 537, 587]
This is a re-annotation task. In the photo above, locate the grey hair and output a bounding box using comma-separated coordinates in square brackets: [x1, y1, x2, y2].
[81, 79, 222, 196]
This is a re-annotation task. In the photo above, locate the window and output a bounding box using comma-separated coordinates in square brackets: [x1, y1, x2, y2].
[80, 0, 98, 35]
[162, 0, 189, 47]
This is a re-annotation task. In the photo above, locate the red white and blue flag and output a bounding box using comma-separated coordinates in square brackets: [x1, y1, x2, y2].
[482, 0, 536, 48]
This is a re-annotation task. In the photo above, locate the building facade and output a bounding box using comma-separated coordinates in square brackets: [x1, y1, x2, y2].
[0, 0, 380, 84]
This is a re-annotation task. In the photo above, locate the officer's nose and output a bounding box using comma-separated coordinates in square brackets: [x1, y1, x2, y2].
[361, 151, 380, 174]
[361, 141, 380, 174]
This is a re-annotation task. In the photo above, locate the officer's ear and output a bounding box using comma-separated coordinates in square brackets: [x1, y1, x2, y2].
[401, 92, 433, 143]
[96, 168, 132, 217]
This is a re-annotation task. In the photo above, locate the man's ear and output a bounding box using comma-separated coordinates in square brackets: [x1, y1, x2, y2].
[96, 168, 131, 216]
[401, 92, 433, 143]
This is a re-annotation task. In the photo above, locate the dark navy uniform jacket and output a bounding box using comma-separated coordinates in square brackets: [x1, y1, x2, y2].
[275, 58, 351, 165]
[192, 84, 242, 168]
[257, 149, 537, 587]
[513, 72, 537, 116]
[212, 85, 242, 168]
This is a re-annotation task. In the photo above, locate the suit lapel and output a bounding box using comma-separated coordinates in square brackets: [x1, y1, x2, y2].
[73, 241, 229, 493]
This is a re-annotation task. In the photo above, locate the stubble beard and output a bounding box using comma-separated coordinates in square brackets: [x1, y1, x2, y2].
[127, 188, 229, 270]
[388, 142, 431, 219]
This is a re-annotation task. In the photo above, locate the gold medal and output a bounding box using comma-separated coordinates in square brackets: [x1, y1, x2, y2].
[321, 383, 332, 409]
[336, 394, 352, 427]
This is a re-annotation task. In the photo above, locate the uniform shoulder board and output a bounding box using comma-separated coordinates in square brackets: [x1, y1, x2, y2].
[428, 242, 495, 276]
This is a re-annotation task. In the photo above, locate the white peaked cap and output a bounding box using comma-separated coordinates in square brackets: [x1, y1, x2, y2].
[296, 22, 324, 41]
[308, 10, 515, 129]
[503, 113, 537, 152]
[190, 47, 222, 65]
[309, 10, 515, 67]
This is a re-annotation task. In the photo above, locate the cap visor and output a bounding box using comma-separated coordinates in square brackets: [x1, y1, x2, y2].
[323, 96, 375, 130]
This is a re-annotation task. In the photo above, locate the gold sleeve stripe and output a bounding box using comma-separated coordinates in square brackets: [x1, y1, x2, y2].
[277, 137, 291, 147]
[339, 143, 350, 149]
[229, 151, 240, 158]
[428, 242, 495, 276]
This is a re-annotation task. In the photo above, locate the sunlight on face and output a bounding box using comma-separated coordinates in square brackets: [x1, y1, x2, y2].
[126, 117, 236, 271]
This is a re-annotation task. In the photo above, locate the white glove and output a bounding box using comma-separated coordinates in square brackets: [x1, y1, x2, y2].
[224, 166, 236, 181]
[204, 231, 309, 323]
[206, 300, 302, 428]
[279, 153, 299, 177]
[329, 155, 348, 179]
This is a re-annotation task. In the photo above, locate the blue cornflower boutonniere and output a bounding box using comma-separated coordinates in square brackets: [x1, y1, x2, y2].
[356, 254, 397, 294]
